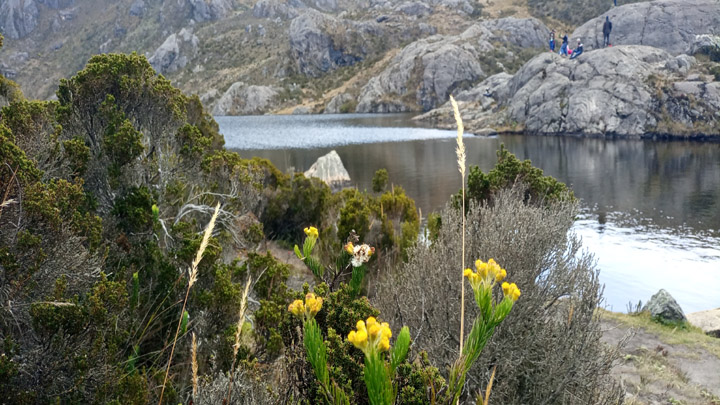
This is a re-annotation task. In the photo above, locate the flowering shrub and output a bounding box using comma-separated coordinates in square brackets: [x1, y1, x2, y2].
[292, 226, 518, 405]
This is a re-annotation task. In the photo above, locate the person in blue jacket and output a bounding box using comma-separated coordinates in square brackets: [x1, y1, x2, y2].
[570, 38, 584, 59]
[549, 30, 556, 52]
[559, 33, 569, 56]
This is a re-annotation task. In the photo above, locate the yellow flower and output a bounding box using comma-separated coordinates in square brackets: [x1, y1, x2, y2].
[345, 242, 354, 255]
[304, 226, 319, 239]
[289, 292, 323, 319]
[347, 316, 393, 355]
[288, 299, 305, 317]
[468, 258, 508, 290]
[502, 282, 521, 302]
[305, 292, 323, 315]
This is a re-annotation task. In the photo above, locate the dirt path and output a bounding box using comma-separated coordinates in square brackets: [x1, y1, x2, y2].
[602, 316, 720, 404]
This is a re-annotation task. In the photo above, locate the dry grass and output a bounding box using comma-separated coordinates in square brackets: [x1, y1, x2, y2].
[158, 202, 220, 404]
[225, 276, 253, 404]
[601, 309, 720, 359]
[451, 95, 468, 355]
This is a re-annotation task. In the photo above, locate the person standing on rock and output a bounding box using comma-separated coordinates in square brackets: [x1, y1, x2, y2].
[559, 33, 569, 56]
[570, 38, 584, 59]
[603, 16, 613, 47]
[549, 30, 556, 52]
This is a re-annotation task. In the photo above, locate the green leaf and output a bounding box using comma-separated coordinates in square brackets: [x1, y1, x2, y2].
[349, 264, 366, 297]
[303, 318, 329, 386]
[363, 350, 393, 405]
[294, 244, 303, 260]
[390, 326, 410, 375]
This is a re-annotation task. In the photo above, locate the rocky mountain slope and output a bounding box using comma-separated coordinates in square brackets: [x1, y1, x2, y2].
[0, 0, 479, 105]
[417, 0, 720, 139]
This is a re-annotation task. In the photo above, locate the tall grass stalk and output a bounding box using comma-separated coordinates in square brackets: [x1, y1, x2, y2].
[450, 96, 467, 354]
[224, 275, 252, 404]
[158, 202, 220, 404]
[191, 333, 198, 398]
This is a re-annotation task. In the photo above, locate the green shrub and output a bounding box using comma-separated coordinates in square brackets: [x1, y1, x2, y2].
[111, 186, 156, 233]
[263, 173, 331, 240]
[462, 144, 573, 206]
[372, 168, 389, 193]
[339, 194, 372, 242]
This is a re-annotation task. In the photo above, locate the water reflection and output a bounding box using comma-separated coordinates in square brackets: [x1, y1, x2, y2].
[220, 114, 720, 312]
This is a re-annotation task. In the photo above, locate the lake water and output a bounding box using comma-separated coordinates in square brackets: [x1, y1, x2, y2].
[217, 113, 720, 314]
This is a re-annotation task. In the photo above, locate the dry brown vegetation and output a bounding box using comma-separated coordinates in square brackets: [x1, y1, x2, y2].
[374, 186, 626, 404]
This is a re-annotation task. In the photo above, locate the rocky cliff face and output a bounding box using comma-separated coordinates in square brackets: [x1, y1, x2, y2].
[419, 45, 720, 138]
[0, 0, 39, 39]
[355, 17, 549, 113]
[289, 9, 383, 77]
[572, 0, 720, 54]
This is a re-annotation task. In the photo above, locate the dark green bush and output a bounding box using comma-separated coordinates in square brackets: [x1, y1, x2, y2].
[372, 168, 389, 193]
[462, 145, 573, 206]
[111, 186, 156, 233]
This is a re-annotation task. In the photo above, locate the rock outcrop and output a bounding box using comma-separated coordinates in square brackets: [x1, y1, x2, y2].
[688, 34, 720, 60]
[324, 92, 354, 113]
[212, 83, 279, 115]
[643, 289, 687, 323]
[148, 28, 199, 75]
[188, 0, 232, 22]
[419, 45, 720, 138]
[252, 0, 304, 20]
[304, 150, 351, 191]
[572, 0, 720, 54]
[356, 18, 549, 113]
[0, 0, 39, 39]
[289, 10, 382, 77]
[687, 308, 720, 338]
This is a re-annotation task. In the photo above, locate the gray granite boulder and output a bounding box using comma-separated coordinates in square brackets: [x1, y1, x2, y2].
[148, 28, 199, 75]
[572, 0, 720, 54]
[212, 83, 279, 115]
[304, 150, 351, 191]
[643, 289, 687, 323]
[687, 308, 720, 338]
[0, 0, 39, 39]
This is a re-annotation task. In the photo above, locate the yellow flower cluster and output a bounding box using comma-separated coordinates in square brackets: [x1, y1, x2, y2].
[304, 226, 319, 239]
[464, 258, 507, 291]
[502, 282, 521, 301]
[347, 317, 392, 354]
[288, 292, 323, 319]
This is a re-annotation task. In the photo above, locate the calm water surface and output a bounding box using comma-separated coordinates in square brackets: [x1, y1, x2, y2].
[217, 114, 720, 313]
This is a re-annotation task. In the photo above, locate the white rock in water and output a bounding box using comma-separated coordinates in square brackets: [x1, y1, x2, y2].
[304, 150, 351, 191]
